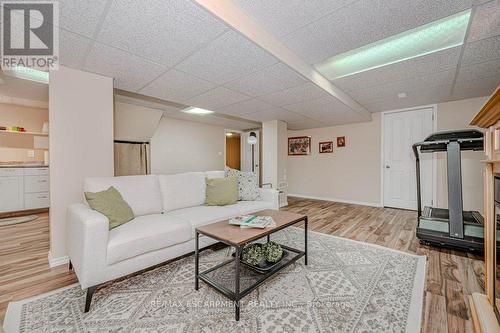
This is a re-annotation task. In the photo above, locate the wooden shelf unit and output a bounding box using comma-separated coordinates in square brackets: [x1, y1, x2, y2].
[470, 86, 500, 333]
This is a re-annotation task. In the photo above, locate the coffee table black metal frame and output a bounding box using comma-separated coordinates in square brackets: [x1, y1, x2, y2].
[194, 216, 308, 321]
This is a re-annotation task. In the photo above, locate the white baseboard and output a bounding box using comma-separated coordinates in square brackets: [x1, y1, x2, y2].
[287, 193, 382, 208]
[48, 251, 69, 268]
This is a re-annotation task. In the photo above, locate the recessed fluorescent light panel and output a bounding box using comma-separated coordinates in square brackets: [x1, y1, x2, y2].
[4, 66, 49, 84]
[315, 9, 471, 80]
[182, 107, 214, 115]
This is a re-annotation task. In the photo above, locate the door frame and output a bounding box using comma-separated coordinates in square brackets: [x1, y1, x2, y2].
[380, 104, 438, 209]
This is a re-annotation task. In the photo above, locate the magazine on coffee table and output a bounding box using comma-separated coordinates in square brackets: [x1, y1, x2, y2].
[229, 215, 276, 229]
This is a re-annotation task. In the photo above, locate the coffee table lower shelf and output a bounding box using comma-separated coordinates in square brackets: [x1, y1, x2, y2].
[198, 244, 304, 302]
[194, 211, 308, 321]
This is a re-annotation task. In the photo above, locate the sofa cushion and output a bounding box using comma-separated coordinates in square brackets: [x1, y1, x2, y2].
[159, 172, 206, 212]
[205, 171, 224, 179]
[84, 175, 162, 216]
[167, 205, 239, 237]
[107, 214, 191, 265]
[227, 200, 274, 215]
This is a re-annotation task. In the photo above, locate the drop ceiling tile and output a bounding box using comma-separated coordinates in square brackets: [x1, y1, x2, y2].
[243, 108, 306, 123]
[283, 0, 473, 64]
[347, 70, 456, 104]
[58, 0, 109, 37]
[175, 30, 278, 84]
[456, 58, 500, 82]
[96, 0, 228, 67]
[361, 85, 453, 112]
[258, 83, 328, 106]
[140, 69, 216, 104]
[216, 99, 275, 116]
[283, 95, 352, 115]
[233, 0, 356, 37]
[186, 87, 251, 110]
[452, 76, 499, 99]
[84, 42, 167, 92]
[59, 29, 93, 69]
[225, 63, 307, 97]
[467, 0, 500, 42]
[461, 35, 500, 65]
[333, 46, 461, 92]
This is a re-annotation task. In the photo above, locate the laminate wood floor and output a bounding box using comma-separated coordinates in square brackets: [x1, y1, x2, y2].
[0, 199, 492, 332]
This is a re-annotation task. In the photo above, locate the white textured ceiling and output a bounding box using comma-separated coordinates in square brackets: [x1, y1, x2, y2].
[43, 0, 500, 129]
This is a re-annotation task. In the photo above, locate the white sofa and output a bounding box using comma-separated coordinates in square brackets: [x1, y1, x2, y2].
[66, 171, 279, 311]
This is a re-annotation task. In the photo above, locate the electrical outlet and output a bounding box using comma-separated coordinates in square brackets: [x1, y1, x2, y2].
[27, 150, 35, 158]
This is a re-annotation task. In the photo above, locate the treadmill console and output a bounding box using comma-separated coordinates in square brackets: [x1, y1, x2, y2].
[423, 129, 483, 142]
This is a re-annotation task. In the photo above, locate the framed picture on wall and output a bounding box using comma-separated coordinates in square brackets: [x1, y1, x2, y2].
[337, 136, 346, 147]
[288, 136, 311, 155]
[319, 141, 333, 153]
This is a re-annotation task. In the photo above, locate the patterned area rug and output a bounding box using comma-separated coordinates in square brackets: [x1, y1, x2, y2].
[3, 228, 426, 332]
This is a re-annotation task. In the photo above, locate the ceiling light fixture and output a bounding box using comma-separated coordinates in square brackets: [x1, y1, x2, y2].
[315, 9, 471, 80]
[4, 66, 49, 84]
[182, 107, 214, 115]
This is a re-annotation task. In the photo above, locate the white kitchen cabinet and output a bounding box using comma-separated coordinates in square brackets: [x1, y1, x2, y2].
[24, 192, 50, 209]
[0, 167, 49, 212]
[25, 175, 50, 193]
[0, 175, 25, 212]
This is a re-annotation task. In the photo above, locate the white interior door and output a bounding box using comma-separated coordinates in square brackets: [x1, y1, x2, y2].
[383, 107, 435, 210]
[240, 131, 260, 180]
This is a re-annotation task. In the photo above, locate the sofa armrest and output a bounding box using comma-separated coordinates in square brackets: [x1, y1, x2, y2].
[66, 203, 109, 288]
[259, 188, 279, 210]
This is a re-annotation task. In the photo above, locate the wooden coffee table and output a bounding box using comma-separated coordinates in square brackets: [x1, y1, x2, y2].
[194, 209, 308, 321]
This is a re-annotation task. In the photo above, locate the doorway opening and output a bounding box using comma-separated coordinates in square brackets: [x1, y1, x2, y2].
[225, 131, 241, 170]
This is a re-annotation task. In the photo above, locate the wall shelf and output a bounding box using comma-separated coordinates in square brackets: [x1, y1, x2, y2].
[0, 130, 48, 136]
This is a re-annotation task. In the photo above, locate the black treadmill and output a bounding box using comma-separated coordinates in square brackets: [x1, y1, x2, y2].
[413, 129, 489, 252]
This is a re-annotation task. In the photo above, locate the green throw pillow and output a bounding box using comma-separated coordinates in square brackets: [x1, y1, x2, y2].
[85, 186, 135, 230]
[205, 177, 238, 206]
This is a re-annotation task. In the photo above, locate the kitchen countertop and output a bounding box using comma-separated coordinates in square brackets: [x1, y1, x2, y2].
[0, 163, 49, 168]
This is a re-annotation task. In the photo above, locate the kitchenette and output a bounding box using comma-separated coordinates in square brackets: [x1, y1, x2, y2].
[0, 98, 50, 215]
[0, 163, 49, 213]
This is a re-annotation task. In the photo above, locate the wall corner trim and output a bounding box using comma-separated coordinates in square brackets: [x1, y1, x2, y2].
[48, 251, 69, 268]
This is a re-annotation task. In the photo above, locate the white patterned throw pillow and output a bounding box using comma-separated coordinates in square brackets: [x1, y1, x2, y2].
[224, 166, 260, 201]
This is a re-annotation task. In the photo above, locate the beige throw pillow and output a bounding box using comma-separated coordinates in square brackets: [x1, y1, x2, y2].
[85, 186, 135, 230]
[205, 177, 238, 206]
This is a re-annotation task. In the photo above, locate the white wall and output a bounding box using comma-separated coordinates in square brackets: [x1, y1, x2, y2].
[114, 101, 163, 142]
[151, 117, 225, 174]
[287, 113, 382, 206]
[286, 96, 488, 211]
[49, 66, 114, 262]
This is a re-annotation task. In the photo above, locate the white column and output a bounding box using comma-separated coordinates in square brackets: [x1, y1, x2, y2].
[262, 120, 288, 207]
[48, 66, 114, 265]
